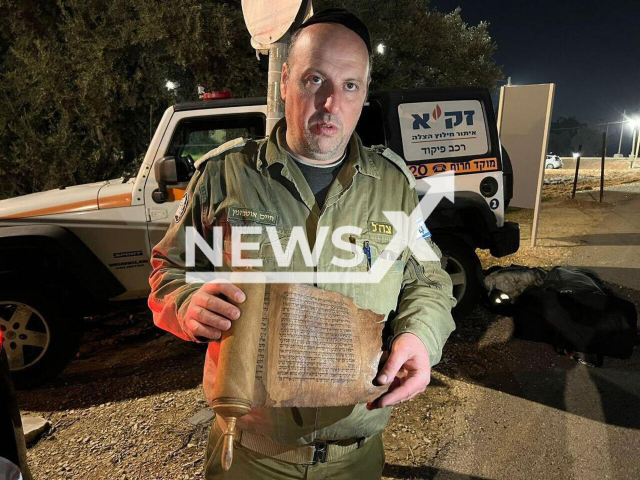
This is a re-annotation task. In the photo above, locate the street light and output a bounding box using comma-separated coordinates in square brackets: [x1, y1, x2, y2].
[628, 116, 640, 160]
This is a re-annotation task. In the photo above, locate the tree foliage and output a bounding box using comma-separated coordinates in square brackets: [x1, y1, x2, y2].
[316, 0, 502, 90]
[549, 116, 602, 156]
[0, 0, 502, 199]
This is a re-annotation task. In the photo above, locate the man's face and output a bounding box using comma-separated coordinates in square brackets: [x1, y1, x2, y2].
[281, 23, 370, 163]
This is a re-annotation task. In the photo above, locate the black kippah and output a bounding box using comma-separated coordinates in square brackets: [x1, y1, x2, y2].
[296, 8, 372, 54]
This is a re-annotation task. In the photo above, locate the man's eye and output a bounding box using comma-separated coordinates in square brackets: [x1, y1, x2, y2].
[310, 76, 323, 85]
[345, 82, 358, 91]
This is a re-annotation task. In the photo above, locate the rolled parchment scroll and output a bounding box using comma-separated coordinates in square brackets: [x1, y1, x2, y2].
[210, 271, 266, 471]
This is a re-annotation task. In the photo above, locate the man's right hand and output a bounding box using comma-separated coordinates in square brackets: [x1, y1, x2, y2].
[183, 282, 246, 341]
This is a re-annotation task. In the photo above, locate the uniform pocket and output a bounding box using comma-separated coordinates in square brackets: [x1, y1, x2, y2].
[355, 236, 404, 317]
[221, 220, 292, 272]
[259, 227, 292, 272]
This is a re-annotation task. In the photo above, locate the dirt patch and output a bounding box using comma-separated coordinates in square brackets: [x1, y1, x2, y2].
[19, 306, 210, 480]
[542, 168, 640, 201]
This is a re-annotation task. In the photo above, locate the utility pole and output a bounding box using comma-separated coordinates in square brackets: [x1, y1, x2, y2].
[617, 109, 626, 155]
[634, 131, 640, 168]
[243, 0, 311, 137]
[571, 144, 582, 199]
[600, 133, 606, 202]
[266, 37, 289, 136]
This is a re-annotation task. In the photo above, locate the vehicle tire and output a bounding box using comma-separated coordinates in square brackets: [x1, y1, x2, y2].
[0, 289, 83, 389]
[435, 236, 484, 321]
[545, 163, 553, 169]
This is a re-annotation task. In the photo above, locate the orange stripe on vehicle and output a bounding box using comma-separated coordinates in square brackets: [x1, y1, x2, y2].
[0, 192, 136, 220]
[167, 188, 186, 202]
[98, 192, 133, 209]
[408, 157, 499, 179]
[0, 198, 97, 219]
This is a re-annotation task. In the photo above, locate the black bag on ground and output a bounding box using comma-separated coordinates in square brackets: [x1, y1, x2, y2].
[513, 267, 638, 360]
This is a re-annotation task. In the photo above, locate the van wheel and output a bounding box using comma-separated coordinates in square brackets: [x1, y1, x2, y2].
[436, 236, 483, 320]
[0, 290, 83, 389]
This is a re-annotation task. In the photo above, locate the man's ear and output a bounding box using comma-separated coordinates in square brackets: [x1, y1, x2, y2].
[280, 63, 289, 101]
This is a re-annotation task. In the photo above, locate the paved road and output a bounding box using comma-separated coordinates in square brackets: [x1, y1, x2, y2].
[433, 319, 640, 480]
[566, 184, 640, 290]
[428, 185, 640, 479]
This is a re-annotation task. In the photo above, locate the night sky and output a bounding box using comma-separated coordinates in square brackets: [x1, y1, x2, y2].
[432, 0, 640, 127]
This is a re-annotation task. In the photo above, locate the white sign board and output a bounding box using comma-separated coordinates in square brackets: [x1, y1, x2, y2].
[497, 83, 555, 247]
[497, 84, 555, 209]
[242, 0, 303, 45]
[398, 100, 489, 162]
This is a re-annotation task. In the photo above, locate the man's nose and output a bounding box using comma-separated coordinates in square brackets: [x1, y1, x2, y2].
[317, 84, 340, 113]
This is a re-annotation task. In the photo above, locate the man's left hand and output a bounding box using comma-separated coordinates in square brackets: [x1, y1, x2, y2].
[370, 333, 431, 409]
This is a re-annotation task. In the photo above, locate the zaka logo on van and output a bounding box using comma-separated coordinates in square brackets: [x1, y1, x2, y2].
[411, 107, 476, 130]
[432, 104, 442, 121]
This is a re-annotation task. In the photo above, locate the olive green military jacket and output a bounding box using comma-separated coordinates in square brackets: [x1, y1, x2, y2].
[149, 119, 456, 446]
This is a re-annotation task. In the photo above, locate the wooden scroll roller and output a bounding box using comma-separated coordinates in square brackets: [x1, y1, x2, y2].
[210, 270, 266, 471]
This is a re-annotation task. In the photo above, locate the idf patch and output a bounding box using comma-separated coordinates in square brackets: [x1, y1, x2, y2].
[416, 216, 431, 239]
[228, 206, 278, 226]
[368, 221, 393, 235]
[174, 192, 189, 223]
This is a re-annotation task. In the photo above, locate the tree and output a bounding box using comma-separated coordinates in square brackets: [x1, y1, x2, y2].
[548, 117, 584, 156]
[569, 127, 602, 157]
[0, 0, 264, 199]
[549, 116, 601, 156]
[316, 0, 503, 90]
[0, 0, 502, 199]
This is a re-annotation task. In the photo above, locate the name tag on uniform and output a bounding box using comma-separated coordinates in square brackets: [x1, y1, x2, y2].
[368, 221, 393, 235]
[228, 206, 278, 226]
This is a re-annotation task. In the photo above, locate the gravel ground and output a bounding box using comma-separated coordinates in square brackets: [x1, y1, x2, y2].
[17, 168, 640, 480]
[19, 308, 209, 480]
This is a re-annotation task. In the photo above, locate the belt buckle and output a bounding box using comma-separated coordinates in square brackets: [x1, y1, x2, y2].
[312, 442, 328, 464]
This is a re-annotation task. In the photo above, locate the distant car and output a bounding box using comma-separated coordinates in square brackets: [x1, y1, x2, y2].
[545, 154, 563, 169]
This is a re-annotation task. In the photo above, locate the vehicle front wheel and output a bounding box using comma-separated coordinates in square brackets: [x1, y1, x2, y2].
[435, 236, 483, 321]
[0, 290, 83, 389]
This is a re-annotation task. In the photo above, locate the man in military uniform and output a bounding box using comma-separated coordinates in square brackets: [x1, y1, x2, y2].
[149, 9, 456, 479]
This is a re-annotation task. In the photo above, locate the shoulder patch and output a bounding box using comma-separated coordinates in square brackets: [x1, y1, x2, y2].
[369, 145, 416, 189]
[174, 192, 189, 223]
[194, 137, 247, 169]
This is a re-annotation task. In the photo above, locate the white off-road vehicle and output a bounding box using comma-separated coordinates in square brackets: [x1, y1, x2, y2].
[0, 87, 518, 387]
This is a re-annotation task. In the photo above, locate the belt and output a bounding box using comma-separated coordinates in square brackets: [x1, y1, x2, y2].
[216, 416, 370, 465]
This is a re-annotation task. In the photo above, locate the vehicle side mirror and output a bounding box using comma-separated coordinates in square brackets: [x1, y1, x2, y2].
[152, 156, 177, 203]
